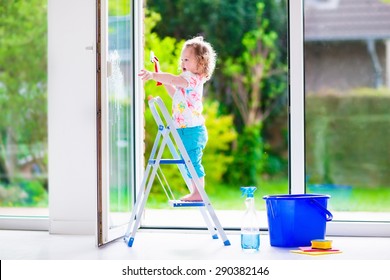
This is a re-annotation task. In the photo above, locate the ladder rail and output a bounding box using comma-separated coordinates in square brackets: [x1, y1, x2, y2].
[124, 128, 170, 245]
[148, 98, 190, 189]
[125, 96, 230, 247]
[156, 166, 176, 201]
[149, 97, 230, 245]
[124, 124, 167, 239]
[149, 97, 204, 195]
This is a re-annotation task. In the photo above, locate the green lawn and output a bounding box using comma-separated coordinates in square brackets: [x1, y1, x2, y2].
[144, 178, 288, 210]
[144, 178, 390, 212]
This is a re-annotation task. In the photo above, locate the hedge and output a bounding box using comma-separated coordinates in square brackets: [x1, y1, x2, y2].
[305, 90, 390, 187]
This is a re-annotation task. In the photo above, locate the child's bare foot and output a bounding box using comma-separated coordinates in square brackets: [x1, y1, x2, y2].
[180, 192, 203, 201]
[181, 177, 205, 201]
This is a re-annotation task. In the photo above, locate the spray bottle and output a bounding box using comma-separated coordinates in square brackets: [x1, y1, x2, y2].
[240, 186, 260, 252]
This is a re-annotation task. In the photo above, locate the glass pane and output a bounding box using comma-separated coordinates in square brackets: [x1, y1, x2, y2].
[107, 1, 134, 229]
[304, 0, 390, 221]
[140, 1, 289, 228]
[0, 1, 48, 217]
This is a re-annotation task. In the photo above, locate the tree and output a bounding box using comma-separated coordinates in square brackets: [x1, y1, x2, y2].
[147, 0, 260, 59]
[0, 0, 48, 185]
[223, 3, 287, 185]
[147, 0, 289, 183]
[224, 3, 284, 127]
[146, 0, 287, 102]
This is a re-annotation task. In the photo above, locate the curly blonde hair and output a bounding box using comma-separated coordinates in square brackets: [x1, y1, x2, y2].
[182, 36, 217, 81]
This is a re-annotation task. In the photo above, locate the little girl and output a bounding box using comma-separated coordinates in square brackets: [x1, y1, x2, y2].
[138, 36, 217, 201]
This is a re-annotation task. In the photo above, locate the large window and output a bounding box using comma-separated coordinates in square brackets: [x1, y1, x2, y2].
[0, 1, 48, 218]
[304, 0, 390, 224]
[138, 0, 390, 235]
[139, 0, 289, 229]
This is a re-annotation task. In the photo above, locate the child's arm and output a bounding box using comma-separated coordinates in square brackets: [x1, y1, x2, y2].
[151, 59, 176, 96]
[164, 83, 176, 97]
[138, 69, 188, 97]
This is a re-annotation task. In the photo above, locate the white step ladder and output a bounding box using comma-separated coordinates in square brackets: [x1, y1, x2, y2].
[124, 96, 230, 247]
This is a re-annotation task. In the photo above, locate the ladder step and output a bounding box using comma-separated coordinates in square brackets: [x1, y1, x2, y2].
[149, 159, 185, 165]
[169, 200, 205, 207]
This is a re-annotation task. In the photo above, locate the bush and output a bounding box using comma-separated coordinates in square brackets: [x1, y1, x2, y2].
[227, 123, 264, 186]
[306, 89, 390, 187]
[0, 180, 47, 207]
[203, 101, 237, 186]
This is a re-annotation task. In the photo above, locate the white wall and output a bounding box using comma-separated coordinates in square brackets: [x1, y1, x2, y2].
[48, 0, 96, 234]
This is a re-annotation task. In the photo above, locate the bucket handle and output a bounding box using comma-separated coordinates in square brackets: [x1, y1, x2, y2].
[310, 199, 333, 221]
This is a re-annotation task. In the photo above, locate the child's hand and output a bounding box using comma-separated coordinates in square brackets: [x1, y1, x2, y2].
[138, 69, 153, 81]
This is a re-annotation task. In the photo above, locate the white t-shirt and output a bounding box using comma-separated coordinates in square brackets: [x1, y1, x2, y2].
[172, 71, 206, 128]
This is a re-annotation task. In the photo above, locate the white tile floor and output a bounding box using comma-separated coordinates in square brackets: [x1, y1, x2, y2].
[1, 229, 390, 260]
[2, 229, 390, 280]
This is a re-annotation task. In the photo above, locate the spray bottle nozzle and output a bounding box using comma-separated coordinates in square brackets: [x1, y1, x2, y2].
[240, 186, 257, 198]
[150, 51, 157, 63]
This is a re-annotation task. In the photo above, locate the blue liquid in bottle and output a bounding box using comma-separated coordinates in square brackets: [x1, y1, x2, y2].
[240, 187, 260, 252]
[241, 232, 260, 252]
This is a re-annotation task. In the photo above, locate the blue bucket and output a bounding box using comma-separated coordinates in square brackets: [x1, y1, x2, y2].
[263, 194, 333, 247]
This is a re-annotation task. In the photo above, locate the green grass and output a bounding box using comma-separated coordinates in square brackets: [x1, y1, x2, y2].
[207, 178, 289, 210]
[144, 178, 390, 212]
[346, 186, 390, 211]
[144, 178, 289, 210]
[3, 178, 389, 213]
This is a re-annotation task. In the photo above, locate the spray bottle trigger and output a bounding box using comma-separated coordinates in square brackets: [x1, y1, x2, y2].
[150, 51, 162, 86]
[240, 186, 257, 198]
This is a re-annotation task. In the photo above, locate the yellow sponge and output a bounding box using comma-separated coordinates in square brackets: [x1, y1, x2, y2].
[311, 239, 332, 250]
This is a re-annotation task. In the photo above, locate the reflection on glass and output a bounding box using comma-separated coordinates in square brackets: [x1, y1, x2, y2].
[304, 0, 390, 218]
[107, 2, 134, 226]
